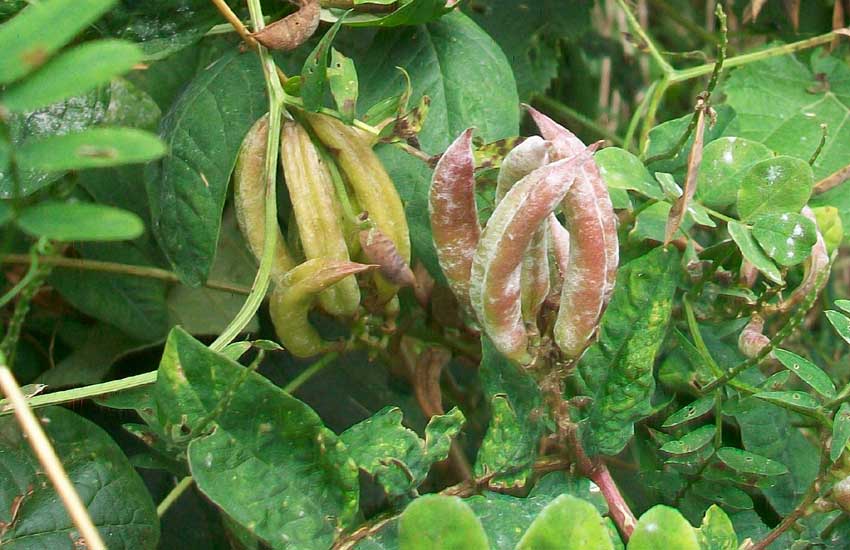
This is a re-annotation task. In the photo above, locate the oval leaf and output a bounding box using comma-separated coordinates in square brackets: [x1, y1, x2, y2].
[660, 425, 716, 456]
[696, 504, 738, 550]
[754, 390, 822, 414]
[662, 395, 716, 428]
[516, 494, 614, 550]
[1, 39, 143, 112]
[696, 137, 774, 210]
[736, 156, 813, 221]
[773, 348, 836, 398]
[399, 495, 489, 550]
[17, 127, 165, 171]
[17, 201, 144, 241]
[628, 505, 699, 550]
[727, 220, 782, 284]
[715, 447, 789, 476]
[751, 212, 816, 267]
[595, 147, 664, 199]
[832, 403, 850, 462]
[826, 310, 850, 345]
[0, 0, 116, 85]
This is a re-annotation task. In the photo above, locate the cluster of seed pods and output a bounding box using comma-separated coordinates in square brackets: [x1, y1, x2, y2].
[233, 112, 412, 357]
[430, 107, 619, 365]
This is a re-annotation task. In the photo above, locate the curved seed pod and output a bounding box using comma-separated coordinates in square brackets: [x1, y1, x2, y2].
[553, 158, 615, 360]
[233, 114, 296, 284]
[252, 0, 320, 51]
[545, 214, 570, 307]
[359, 225, 416, 287]
[495, 136, 551, 203]
[738, 314, 771, 359]
[306, 113, 410, 303]
[270, 259, 375, 358]
[526, 105, 619, 303]
[281, 119, 360, 316]
[429, 128, 479, 311]
[470, 152, 590, 364]
[763, 206, 830, 315]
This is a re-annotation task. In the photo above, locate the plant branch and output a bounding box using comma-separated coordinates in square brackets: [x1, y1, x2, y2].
[1, 253, 251, 295]
[209, 0, 257, 46]
[283, 352, 339, 393]
[157, 476, 194, 518]
[615, 0, 675, 75]
[0, 361, 106, 550]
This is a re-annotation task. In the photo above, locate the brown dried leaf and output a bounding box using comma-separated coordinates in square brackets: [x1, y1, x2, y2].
[252, 0, 320, 51]
[664, 104, 706, 245]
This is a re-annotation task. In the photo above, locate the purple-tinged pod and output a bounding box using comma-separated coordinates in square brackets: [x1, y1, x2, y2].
[270, 259, 376, 358]
[545, 214, 571, 307]
[554, 158, 615, 360]
[738, 314, 771, 359]
[526, 105, 619, 303]
[429, 128, 480, 312]
[470, 151, 591, 364]
[359, 225, 416, 288]
[495, 136, 552, 203]
[252, 0, 320, 51]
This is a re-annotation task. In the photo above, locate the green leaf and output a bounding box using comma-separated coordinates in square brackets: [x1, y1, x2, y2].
[773, 349, 835, 398]
[154, 328, 359, 549]
[753, 391, 821, 415]
[832, 403, 850, 462]
[399, 495, 489, 550]
[595, 147, 665, 199]
[715, 447, 789, 477]
[516, 494, 614, 550]
[689, 481, 754, 511]
[645, 105, 737, 176]
[356, 11, 519, 278]
[17, 201, 144, 241]
[696, 505, 738, 550]
[301, 15, 347, 112]
[627, 505, 699, 550]
[580, 246, 680, 456]
[0, 406, 159, 549]
[147, 49, 267, 286]
[736, 156, 813, 222]
[727, 220, 782, 284]
[660, 425, 716, 456]
[695, 137, 774, 210]
[475, 338, 545, 488]
[811, 205, 844, 252]
[0, 0, 116, 85]
[722, 51, 850, 184]
[325, 0, 452, 28]
[329, 48, 358, 123]
[465, 0, 591, 100]
[751, 212, 817, 267]
[662, 395, 716, 428]
[340, 406, 464, 497]
[630, 201, 693, 243]
[835, 300, 850, 314]
[826, 310, 850, 345]
[1, 40, 143, 112]
[16, 127, 165, 171]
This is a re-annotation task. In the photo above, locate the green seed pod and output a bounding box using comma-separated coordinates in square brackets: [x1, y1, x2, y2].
[430, 128, 480, 313]
[470, 151, 591, 364]
[270, 259, 375, 358]
[233, 114, 296, 284]
[281, 119, 360, 316]
[306, 113, 410, 304]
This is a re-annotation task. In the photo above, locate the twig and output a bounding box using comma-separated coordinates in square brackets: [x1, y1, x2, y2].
[1, 253, 251, 295]
[814, 162, 850, 194]
[283, 352, 339, 393]
[157, 476, 194, 518]
[809, 123, 829, 166]
[209, 0, 257, 47]
[615, 0, 675, 75]
[0, 363, 106, 550]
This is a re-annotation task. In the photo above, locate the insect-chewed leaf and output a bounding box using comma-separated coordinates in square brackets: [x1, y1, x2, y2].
[832, 403, 850, 463]
[470, 151, 589, 363]
[300, 13, 346, 111]
[754, 390, 821, 415]
[715, 447, 789, 476]
[270, 259, 375, 357]
[252, 0, 320, 51]
[773, 349, 836, 398]
[660, 425, 716, 456]
[430, 128, 480, 311]
[662, 395, 716, 428]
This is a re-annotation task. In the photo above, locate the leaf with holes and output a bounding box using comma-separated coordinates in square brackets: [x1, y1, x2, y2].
[773, 349, 835, 398]
[662, 395, 716, 429]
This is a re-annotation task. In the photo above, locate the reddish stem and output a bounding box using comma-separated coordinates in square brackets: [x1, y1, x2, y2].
[589, 464, 637, 539]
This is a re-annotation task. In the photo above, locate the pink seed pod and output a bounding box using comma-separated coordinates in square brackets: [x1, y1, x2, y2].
[738, 314, 771, 359]
[495, 136, 552, 203]
[546, 214, 571, 307]
[430, 128, 480, 312]
[470, 151, 591, 364]
[525, 105, 619, 304]
[252, 0, 320, 51]
[359, 226, 416, 288]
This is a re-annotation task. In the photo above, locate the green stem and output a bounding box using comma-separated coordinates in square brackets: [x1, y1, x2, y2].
[156, 476, 194, 518]
[670, 30, 845, 83]
[283, 352, 339, 394]
[1, 253, 250, 295]
[1, 247, 53, 366]
[646, 0, 721, 46]
[623, 80, 657, 153]
[638, 76, 670, 156]
[209, 0, 286, 353]
[0, 248, 40, 309]
[615, 0, 675, 76]
[531, 95, 624, 146]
